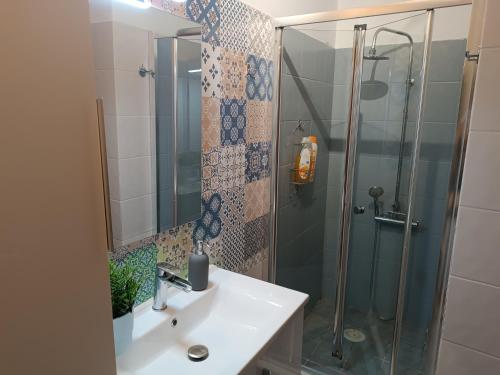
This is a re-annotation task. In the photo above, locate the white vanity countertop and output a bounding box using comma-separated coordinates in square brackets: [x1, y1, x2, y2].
[116, 266, 309, 375]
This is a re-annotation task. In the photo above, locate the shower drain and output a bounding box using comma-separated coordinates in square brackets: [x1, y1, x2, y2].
[344, 328, 366, 343]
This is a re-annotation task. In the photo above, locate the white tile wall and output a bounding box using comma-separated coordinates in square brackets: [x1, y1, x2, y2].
[437, 340, 500, 375]
[481, 0, 500, 48]
[114, 70, 150, 116]
[113, 22, 149, 72]
[117, 195, 154, 243]
[460, 131, 500, 211]
[116, 157, 152, 201]
[437, 1, 500, 373]
[451, 207, 500, 286]
[442, 276, 500, 358]
[469, 47, 500, 131]
[95, 69, 116, 115]
[115, 116, 151, 159]
[91, 19, 155, 245]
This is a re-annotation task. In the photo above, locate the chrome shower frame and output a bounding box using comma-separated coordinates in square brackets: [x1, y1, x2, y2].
[270, 0, 481, 374]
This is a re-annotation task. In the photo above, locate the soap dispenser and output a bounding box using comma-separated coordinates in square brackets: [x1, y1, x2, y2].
[188, 240, 209, 291]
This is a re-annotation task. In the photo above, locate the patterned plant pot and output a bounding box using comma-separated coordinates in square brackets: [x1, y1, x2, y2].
[113, 312, 133, 356]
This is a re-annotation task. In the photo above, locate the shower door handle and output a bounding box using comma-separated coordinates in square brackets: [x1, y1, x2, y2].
[354, 206, 365, 214]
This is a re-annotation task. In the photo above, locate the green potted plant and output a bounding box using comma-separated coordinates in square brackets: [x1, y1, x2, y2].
[109, 260, 142, 356]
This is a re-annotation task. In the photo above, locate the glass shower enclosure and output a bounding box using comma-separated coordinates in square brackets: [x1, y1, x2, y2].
[272, 3, 472, 375]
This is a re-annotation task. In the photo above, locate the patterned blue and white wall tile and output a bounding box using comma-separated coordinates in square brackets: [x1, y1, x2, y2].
[245, 141, 271, 182]
[186, 0, 221, 47]
[220, 98, 246, 145]
[201, 44, 222, 98]
[220, 0, 250, 53]
[246, 55, 274, 101]
[111, 0, 275, 284]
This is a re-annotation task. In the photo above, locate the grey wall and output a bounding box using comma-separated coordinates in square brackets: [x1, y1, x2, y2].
[276, 29, 334, 309]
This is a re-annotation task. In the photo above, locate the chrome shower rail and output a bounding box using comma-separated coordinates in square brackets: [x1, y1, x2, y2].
[275, 0, 472, 27]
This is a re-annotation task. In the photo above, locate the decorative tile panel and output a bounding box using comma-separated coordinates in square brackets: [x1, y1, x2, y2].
[220, 144, 246, 190]
[245, 141, 271, 182]
[205, 235, 224, 267]
[220, 186, 246, 271]
[152, 0, 186, 17]
[128, 0, 275, 280]
[247, 101, 272, 143]
[186, 0, 221, 47]
[202, 97, 221, 152]
[246, 55, 273, 101]
[248, 8, 274, 59]
[245, 177, 270, 222]
[244, 214, 269, 261]
[221, 186, 245, 230]
[202, 146, 222, 197]
[220, 0, 249, 53]
[113, 243, 158, 305]
[202, 145, 245, 196]
[221, 48, 246, 99]
[193, 192, 223, 242]
[156, 222, 195, 277]
[201, 43, 222, 98]
[220, 98, 246, 146]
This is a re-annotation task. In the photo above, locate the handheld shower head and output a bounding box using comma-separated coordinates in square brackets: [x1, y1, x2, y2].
[368, 186, 384, 199]
[369, 186, 384, 217]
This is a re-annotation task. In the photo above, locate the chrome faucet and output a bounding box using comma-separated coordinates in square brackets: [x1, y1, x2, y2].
[152, 262, 192, 311]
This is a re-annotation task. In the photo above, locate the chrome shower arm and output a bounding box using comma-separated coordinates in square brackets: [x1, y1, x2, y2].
[369, 27, 414, 56]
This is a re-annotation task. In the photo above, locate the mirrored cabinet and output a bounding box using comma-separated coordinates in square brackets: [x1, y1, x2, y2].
[91, 2, 202, 248]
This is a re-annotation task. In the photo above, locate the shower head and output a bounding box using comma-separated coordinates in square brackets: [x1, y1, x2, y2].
[368, 186, 385, 199]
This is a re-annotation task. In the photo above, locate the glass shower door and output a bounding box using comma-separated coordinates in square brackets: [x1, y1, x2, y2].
[274, 9, 435, 375]
[336, 12, 429, 375]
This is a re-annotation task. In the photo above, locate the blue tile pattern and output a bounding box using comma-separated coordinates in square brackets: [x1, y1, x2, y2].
[220, 98, 246, 146]
[186, 0, 220, 47]
[115, 244, 158, 305]
[245, 141, 271, 182]
[220, 0, 249, 53]
[244, 214, 269, 260]
[246, 55, 273, 101]
[115, 0, 276, 278]
[193, 192, 223, 241]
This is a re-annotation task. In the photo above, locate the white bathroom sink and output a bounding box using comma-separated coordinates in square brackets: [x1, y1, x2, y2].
[116, 266, 308, 375]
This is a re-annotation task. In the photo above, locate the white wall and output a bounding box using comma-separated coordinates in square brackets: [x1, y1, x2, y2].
[437, 1, 500, 373]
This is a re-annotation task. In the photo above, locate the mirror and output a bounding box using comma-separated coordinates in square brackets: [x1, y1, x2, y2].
[90, 1, 202, 248]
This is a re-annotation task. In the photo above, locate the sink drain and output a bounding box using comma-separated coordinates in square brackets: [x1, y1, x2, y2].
[187, 345, 209, 362]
